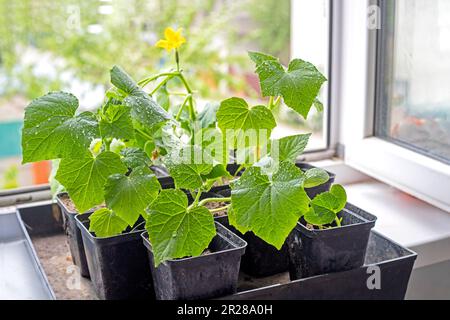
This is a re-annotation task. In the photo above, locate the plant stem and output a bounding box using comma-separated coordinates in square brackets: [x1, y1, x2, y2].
[334, 216, 342, 227]
[177, 72, 196, 120]
[131, 220, 146, 232]
[268, 96, 274, 109]
[138, 72, 177, 87]
[175, 94, 192, 121]
[234, 164, 245, 178]
[198, 197, 231, 207]
[209, 205, 230, 214]
[175, 49, 180, 72]
[268, 96, 281, 110]
[150, 75, 174, 96]
[193, 190, 203, 206]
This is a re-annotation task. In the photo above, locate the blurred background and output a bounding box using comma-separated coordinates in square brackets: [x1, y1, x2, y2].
[0, 0, 329, 190]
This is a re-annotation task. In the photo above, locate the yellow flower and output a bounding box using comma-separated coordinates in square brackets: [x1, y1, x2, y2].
[155, 27, 186, 52]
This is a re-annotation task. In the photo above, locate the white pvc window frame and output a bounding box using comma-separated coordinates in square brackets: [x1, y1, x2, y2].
[334, 0, 450, 212]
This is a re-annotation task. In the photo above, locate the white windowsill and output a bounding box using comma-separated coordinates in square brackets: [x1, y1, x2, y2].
[314, 160, 450, 270]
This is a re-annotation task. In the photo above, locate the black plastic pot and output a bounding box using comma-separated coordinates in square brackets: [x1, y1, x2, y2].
[287, 203, 377, 280]
[213, 215, 289, 277]
[17, 201, 63, 237]
[220, 230, 417, 300]
[75, 213, 154, 300]
[56, 193, 91, 278]
[142, 222, 247, 300]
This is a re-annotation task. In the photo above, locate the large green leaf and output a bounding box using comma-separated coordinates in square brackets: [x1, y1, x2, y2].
[89, 208, 129, 237]
[249, 52, 327, 119]
[110, 66, 170, 129]
[22, 92, 99, 163]
[166, 146, 213, 189]
[120, 147, 151, 169]
[217, 97, 276, 148]
[99, 104, 135, 140]
[271, 133, 311, 162]
[104, 166, 160, 226]
[147, 189, 216, 266]
[230, 162, 310, 249]
[55, 151, 127, 212]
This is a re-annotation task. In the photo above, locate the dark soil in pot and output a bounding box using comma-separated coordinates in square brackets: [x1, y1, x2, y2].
[56, 193, 104, 278]
[287, 203, 377, 280]
[75, 213, 154, 300]
[142, 222, 247, 300]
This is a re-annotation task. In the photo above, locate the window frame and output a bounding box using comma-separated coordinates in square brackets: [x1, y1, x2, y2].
[290, 0, 335, 157]
[336, 0, 450, 212]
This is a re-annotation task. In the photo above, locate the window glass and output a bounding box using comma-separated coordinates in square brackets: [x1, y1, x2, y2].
[376, 0, 450, 162]
[0, 0, 330, 190]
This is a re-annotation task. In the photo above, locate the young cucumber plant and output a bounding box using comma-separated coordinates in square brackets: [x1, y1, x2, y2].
[21, 27, 348, 267]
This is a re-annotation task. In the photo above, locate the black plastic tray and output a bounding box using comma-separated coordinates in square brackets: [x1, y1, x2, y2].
[221, 231, 417, 300]
[12, 203, 417, 300]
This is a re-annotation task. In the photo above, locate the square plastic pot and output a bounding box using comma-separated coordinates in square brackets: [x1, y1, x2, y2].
[287, 203, 377, 280]
[75, 213, 154, 300]
[56, 193, 91, 278]
[142, 222, 247, 300]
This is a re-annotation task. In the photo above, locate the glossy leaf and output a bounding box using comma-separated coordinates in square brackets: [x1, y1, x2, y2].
[99, 104, 135, 140]
[249, 51, 327, 119]
[22, 92, 99, 163]
[89, 208, 129, 237]
[55, 151, 127, 212]
[304, 168, 329, 188]
[104, 166, 161, 226]
[230, 162, 309, 249]
[147, 189, 216, 266]
[271, 133, 311, 162]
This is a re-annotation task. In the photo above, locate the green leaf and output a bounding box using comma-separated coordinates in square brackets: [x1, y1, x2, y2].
[313, 98, 324, 113]
[305, 184, 347, 226]
[198, 102, 220, 128]
[230, 162, 309, 249]
[217, 97, 276, 147]
[330, 184, 347, 212]
[147, 189, 216, 266]
[201, 164, 232, 181]
[55, 151, 127, 212]
[227, 206, 249, 234]
[99, 104, 135, 140]
[89, 208, 129, 237]
[271, 133, 311, 162]
[166, 146, 213, 189]
[249, 52, 327, 119]
[110, 66, 139, 94]
[304, 168, 330, 188]
[104, 166, 160, 226]
[110, 66, 170, 129]
[124, 91, 170, 129]
[304, 206, 335, 226]
[120, 147, 151, 169]
[22, 92, 99, 163]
